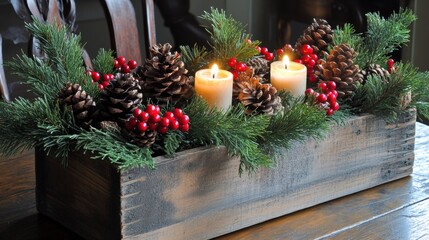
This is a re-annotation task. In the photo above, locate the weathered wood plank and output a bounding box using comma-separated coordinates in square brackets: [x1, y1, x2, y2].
[35, 110, 417, 240]
[0, 150, 35, 231]
[119, 111, 416, 239]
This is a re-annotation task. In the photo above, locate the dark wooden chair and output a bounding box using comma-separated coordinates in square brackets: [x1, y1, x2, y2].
[0, 0, 156, 228]
[0, 0, 156, 101]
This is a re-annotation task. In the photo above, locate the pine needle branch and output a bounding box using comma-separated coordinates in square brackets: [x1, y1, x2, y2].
[179, 44, 209, 75]
[92, 48, 115, 74]
[184, 97, 271, 174]
[200, 8, 260, 67]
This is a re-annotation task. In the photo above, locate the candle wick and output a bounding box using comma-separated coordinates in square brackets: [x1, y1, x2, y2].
[212, 73, 215, 79]
[284, 64, 288, 70]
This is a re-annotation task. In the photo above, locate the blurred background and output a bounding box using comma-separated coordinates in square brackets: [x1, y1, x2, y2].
[0, 0, 427, 99]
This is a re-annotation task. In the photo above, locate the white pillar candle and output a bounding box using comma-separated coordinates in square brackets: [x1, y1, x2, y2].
[270, 56, 307, 97]
[195, 64, 233, 111]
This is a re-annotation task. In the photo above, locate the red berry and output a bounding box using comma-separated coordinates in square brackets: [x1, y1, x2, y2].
[121, 64, 131, 73]
[331, 102, 340, 111]
[85, 69, 92, 75]
[102, 74, 110, 82]
[179, 123, 189, 132]
[149, 114, 161, 123]
[128, 60, 137, 70]
[276, 48, 284, 56]
[260, 47, 269, 55]
[310, 53, 318, 61]
[302, 54, 312, 63]
[91, 71, 100, 82]
[113, 59, 120, 69]
[169, 120, 179, 130]
[309, 74, 318, 83]
[172, 108, 183, 118]
[228, 58, 237, 68]
[157, 126, 169, 134]
[128, 117, 138, 128]
[159, 117, 170, 127]
[164, 111, 175, 120]
[108, 73, 115, 80]
[146, 104, 157, 115]
[301, 44, 313, 55]
[306, 59, 316, 67]
[387, 58, 395, 68]
[327, 93, 337, 105]
[255, 46, 261, 53]
[316, 93, 328, 103]
[98, 84, 104, 89]
[137, 122, 148, 133]
[305, 88, 314, 95]
[327, 81, 336, 91]
[246, 38, 252, 44]
[117, 56, 126, 65]
[231, 70, 238, 79]
[178, 115, 190, 125]
[149, 123, 157, 131]
[265, 52, 274, 61]
[235, 62, 247, 72]
[154, 105, 161, 114]
[331, 90, 339, 98]
[294, 59, 303, 64]
[326, 109, 334, 116]
[318, 82, 328, 92]
[138, 111, 149, 122]
[102, 81, 110, 87]
[133, 108, 142, 118]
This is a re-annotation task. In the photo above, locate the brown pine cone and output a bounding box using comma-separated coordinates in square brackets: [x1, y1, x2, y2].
[314, 43, 361, 100]
[137, 43, 193, 106]
[247, 56, 270, 79]
[359, 64, 390, 83]
[238, 78, 283, 116]
[295, 18, 333, 59]
[58, 82, 96, 129]
[99, 73, 143, 125]
[122, 129, 158, 148]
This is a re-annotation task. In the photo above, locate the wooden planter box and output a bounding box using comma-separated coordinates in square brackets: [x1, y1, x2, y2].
[35, 110, 416, 240]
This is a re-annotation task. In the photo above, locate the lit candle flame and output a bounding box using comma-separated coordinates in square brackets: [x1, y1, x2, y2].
[283, 55, 289, 70]
[211, 64, 219, 79]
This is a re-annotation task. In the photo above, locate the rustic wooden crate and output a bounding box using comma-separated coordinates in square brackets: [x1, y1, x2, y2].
[35, 110, 416, 240]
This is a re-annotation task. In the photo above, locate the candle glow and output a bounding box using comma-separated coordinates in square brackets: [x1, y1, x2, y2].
[211, 64, 219, 79]
[283, 55, 289, 70]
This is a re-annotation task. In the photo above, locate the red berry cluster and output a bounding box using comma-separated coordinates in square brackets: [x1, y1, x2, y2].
[305, 81, 339, 116]
[86, 70, 115, 90]
[387, 58, 395, 73]
[228, 57, 247, 79]
[294, 44, 319, 83]
[125, 104, 190, 135]
[258, 47, 274, 61]
[113, 56, 138, 74]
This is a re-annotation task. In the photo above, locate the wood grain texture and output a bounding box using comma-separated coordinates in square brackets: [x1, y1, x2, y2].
[0, 150, 35, 231]
[141, 0, 156, 58]
[35, 110, 417, 240]
[101, 0, 143, 64]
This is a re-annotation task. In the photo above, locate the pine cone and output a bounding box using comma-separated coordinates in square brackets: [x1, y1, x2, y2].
[247, 56, 270, 79]
[233, 68, 255, 99]
[360, 64, 390, 83]
[295, 18, 333, 59]
[314, 43, 361, 100]
[238, 78, 283, 116]
[58, 82, 96, 129]
[137, 43, 193, 106]
[99, 73, 143, 125]
[122, 129, 157, 147]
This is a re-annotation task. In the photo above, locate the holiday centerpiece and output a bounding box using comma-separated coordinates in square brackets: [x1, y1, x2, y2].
[1, 8, 428, 240]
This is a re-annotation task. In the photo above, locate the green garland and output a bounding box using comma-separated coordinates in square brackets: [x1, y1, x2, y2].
[1, 8, 428, 175]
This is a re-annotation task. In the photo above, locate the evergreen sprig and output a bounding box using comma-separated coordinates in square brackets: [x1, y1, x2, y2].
[92, 49, 115, 74]
[181, 8, 261, 70]
[260, 99, 329, 156]
[179, 44, 209, 75]
[184, 97, 271, 174]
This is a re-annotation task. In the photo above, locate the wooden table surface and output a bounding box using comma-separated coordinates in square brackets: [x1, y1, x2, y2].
[1, 122, 428, 240]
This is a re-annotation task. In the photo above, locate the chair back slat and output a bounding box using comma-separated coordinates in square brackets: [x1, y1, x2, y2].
[142, 0, 156, 57]
[0, 34, 11, 102]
